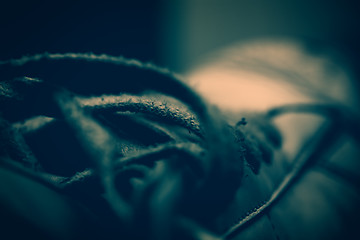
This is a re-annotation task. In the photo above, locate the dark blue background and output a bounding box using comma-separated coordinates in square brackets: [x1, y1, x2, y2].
[0, 1, 359, 81]
[0, 1, 162, 63]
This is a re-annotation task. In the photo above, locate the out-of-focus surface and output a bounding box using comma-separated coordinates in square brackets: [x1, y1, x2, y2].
[187, 39, 359, 112]
[162, 0, 359, 74]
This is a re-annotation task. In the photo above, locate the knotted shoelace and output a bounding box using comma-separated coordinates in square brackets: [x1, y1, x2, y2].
[1, 53, 359, 239]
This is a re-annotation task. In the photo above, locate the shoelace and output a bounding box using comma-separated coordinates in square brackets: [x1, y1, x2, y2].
[1, 53, 359, 240]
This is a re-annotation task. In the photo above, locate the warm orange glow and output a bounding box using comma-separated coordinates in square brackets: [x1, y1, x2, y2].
[189, 67, 313, 111]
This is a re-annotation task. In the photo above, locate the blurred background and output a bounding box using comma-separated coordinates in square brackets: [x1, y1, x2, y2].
[163, 0, 360, 72]
[0, 0, 359, 72]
